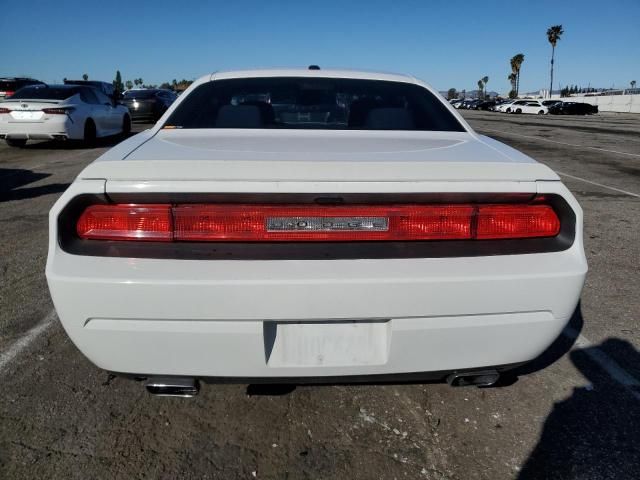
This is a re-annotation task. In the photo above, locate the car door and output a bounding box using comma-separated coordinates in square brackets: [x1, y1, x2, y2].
[80, 88, 110, 134]
[94, 90, 121, 131]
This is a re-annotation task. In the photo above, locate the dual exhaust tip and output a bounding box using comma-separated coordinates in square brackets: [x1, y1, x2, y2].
[143, 370, 500, 397]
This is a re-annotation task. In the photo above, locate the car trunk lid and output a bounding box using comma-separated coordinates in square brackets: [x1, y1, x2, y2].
[86, 130, 559, 185]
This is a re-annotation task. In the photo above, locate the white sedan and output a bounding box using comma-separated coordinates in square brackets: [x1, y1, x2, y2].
[511, 100, 549, 115]
[46, 68, 587, 396]
[0, 84, 131, 147]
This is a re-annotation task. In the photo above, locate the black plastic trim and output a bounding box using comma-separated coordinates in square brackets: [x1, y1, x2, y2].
[58, 193, 576, 260]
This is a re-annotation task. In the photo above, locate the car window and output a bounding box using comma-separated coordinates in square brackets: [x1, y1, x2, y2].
[80, 88, 100, 104]
[8, 86, 77, 100]
[123, 90, 156, 99]
[164, 77, 465, 131]
[94, 90, 112, 104]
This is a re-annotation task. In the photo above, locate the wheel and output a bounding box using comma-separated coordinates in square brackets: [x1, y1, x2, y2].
[538, 110, 545, 115]
[5, 138, 27, 147]
[506, 108, 511, 113]
[122, 115, 131, 137]
[515, 108, 522, 114]
[84, 119, 97, 146]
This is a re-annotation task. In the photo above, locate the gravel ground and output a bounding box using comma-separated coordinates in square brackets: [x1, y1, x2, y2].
[1, 112, 639, 479]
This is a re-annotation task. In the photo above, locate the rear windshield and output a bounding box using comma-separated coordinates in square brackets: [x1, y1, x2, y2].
[123, 90, 157, 99]
[8, 86, 79, 100]
[164, 77, 465, 131]
[0, 80, 41, 91]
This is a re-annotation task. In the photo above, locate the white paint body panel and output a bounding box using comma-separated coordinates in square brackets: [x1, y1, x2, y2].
[46, 69, 587, 378]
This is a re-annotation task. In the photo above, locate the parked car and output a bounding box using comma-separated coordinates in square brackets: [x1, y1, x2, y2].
[0, 84, 131, 147]
[120, 89, 177, 122]
[46, 68, 586, 396]
[541, 100, 562, 107]
[511, 100, 548, 115]
[476, 100, 496, 111]
[0, 77, 46, 100]
[450, 99, 464, 108]
[548, 102, 598, 115]
[494, 100, 517, 113]
[64, 79, 118, 101]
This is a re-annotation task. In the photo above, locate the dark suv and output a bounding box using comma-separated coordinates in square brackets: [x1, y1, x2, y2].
[0, 77, 46, 99]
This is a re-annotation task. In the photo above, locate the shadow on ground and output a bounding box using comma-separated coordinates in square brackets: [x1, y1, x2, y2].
[0, 168, 69, 202]
[519, 338, 640, 480]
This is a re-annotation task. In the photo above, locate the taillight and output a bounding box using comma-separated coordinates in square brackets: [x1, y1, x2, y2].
[77, 205, 172, 241]
[0, 108, 10, 114]
[75, 203, 560, 242]
[42, 107, 74, 115]
[4, 91, 15, 98]
[476, 205, 560, 239]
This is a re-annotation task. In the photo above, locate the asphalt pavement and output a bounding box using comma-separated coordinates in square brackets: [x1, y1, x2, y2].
[0, 113, 639, 479]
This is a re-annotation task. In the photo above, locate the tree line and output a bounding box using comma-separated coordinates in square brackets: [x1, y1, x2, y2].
[447, 24, 565, 100]
[78, 71, 194, 93]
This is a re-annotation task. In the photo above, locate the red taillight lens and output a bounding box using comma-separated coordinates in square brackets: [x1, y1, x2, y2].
[42, 107, 73, 115]
[0, 108, 10, 114]
[476, 205, 560, 239]
[75, 203, 560, 242]
[76, 204, 172, 241]
[173, 205, 475, 241]
[4, 91, 15, 98]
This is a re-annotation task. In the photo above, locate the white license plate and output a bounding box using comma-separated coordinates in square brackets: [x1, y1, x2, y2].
[266, 321, 389, 367]
[11, 111, 44, 121]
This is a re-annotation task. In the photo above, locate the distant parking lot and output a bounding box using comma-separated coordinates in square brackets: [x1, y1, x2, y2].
[1, 113, 639, 479]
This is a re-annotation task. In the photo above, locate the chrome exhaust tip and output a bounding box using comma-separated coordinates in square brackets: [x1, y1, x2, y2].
[145, 377, 199, 397]
[446, 370, 500, 387]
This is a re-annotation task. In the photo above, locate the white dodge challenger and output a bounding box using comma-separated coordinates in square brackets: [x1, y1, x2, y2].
[46, 68, 587, 396]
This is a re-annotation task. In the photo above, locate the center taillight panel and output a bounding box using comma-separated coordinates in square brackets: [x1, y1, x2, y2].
[75, 202, 560, 242]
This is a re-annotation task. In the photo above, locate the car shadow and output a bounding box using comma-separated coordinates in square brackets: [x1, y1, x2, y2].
[518, 337, 640, 479]
[0, 168, 69, 202]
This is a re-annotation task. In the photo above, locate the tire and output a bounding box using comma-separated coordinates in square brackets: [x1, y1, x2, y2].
[122, 115, 131, 137]
[83, 119, 97, 146]
[538, 110, 545, 115]
[506, 108, 511, 113]
[515, 108, 522, 114]
[6, 138, 27, 148]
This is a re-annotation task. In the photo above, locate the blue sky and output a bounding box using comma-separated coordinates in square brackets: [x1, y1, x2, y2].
[2, 0, 639, 93]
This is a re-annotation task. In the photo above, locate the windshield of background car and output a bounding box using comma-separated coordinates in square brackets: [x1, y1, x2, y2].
[164, 77, 466, 131]
[7, 86, 80, 100]
[123, 90, 157, 99]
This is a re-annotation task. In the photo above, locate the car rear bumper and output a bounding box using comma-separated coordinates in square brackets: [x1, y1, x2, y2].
[46, 180, 587, 378]
[0, 117, 77, 140]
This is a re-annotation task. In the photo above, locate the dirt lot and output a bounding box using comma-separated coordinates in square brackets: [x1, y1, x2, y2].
[1, 112, 639, 479]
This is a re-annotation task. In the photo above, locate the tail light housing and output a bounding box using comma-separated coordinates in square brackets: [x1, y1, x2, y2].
[76, 202, 560, 242]
[0, 108, 10, 114]
[42, 107, 75, 115]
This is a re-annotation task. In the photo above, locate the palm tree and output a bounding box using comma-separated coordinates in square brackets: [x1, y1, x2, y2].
[82, 73, 88, 81]
[631, 80, 637, 89]
[482, 76, 489, 99]
[508, 73, 517, 97]
[510, 54, 525, 96]
[547, 25, 564, 98]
